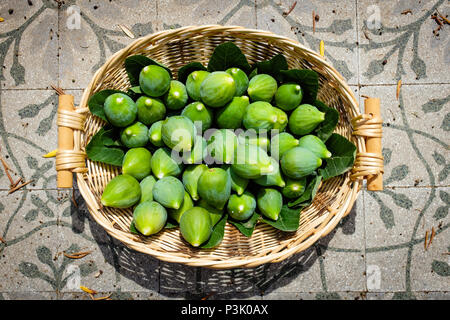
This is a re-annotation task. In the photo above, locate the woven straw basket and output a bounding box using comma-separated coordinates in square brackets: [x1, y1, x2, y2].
[58, 25, 383, 269]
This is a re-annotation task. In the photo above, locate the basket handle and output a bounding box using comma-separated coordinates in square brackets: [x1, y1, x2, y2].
[56, 93, 88, 188]
[350, 97, 384, 191]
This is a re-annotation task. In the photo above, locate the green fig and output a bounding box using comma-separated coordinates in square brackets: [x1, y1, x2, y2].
[270, 132, 299, 160]
[289, 104, 325, 136]
[163, 80, 188, 110]
[139, 175, 156, 203]
[227, 191, 256, 221]
[206, 129, 238, 165]
[237, 131, 270, 153]
[197, 167, 231, 210]
[197, 199, 224, 226]
[136, 96, 166, 126]
[120, 122, 149, 148]
[274, 83, 303, 111]
[182, 164, 208, 201]
[152, 176, 185, 209]
[216, 96, 250, 129]
[297, 134, 332, 159]
[225, 165, 248, 196]
[179, 207, 213, 247]
[200, 71, 236, 107]
[257, 188, 283, 221]
[139, 64, 171, 97]
[151, 147, 184, 179]
[182, 135, 207, 165]
[161, 116, 196, 151]
[101, 174, 141, 208]
[132, 201, 167, 236]
[254, 157, 286, 188]
[247, 74, 277, 102]
[225, 67, 249, 96]
[181, 102, 213, 131]
[243, 101, 287, 131]
[280, 146, 322, 179]
[186, 70, 210, 101]
[168, 191, 194, 223]
[282, 177, 307, 199]
[273, 107, 288, 132]
[231, 142, 274, 179]
[148, 120, 164, 147]
[104, 93, 137, 127]
[122, 147, 152, 181]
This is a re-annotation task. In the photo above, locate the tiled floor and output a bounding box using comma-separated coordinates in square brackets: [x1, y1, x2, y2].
[0, 0, 449, 300]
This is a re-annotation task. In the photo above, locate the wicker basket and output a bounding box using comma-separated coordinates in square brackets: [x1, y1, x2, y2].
[57, 25, 383, 269]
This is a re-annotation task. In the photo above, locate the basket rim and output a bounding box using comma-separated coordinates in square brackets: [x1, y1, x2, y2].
[75, 25, 364, 269]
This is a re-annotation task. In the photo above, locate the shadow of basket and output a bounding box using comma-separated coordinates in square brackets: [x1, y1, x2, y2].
[70, 187, 360, 298]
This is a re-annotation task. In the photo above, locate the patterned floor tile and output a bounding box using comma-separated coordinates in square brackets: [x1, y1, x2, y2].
[262, 291, 367, 300]
[0, 89, 59, 190]
[256, 0, 359, 85]
[358, 0, 450, 85]
[59, 188, 160, 294]
[359, 84, 449, 188]
[0, 190, 67, 293]
[250, 246, 324, 294]
[365, 186, 450, 292]
[316, 190, 366, 291]
[157, 0, 257, 29]
[58, 1, 157, 89]
[0, 1, 59, 89]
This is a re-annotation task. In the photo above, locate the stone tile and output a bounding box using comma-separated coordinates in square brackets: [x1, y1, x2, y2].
[0, 190, 66, 293]
[409, 187, 450, 292]
[359, 85, 449, 188]
[58, 188, 160, 294]
[0, 89, 59, 190]
[249, 246, 324, 294]
[58, 1, 157, 89]
[365, 186, 450, 292]
[317, 190, 366, 291]
[256, 0, 359, 85]
[0, 291, 58, 300]
[367, 291, 450, 300]
[358, 0, 450, 85]
[261, 291, 367, 300]
[157, 0, 257, 29]
[0, 1, 59, 89]
[319, 189, 365, 250]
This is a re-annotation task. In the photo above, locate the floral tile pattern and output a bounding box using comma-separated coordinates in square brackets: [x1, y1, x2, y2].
[0, 0, 449, 300]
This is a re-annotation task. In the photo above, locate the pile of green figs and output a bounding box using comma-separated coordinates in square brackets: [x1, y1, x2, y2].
[88, 42, 355, 249]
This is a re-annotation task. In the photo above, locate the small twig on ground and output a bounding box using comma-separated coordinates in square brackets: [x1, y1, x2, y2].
[312, 10, 316, 33]
[396, 80, 402, 100]
[11, 177, 23, 188]
[63, 250, 92, 259]
[401, 9, 412, 15]
[92, 293, 112, 301]
[201, 292, 216, 300]
[8, 180, 34, 194]
[51, 84, 66, 95]
[117, 24, 135, 38]
[363, 28, 371, 40]
[427, 227, 436, 249]
[424, 230, 429, 250]
[282, 1, 297, 17]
